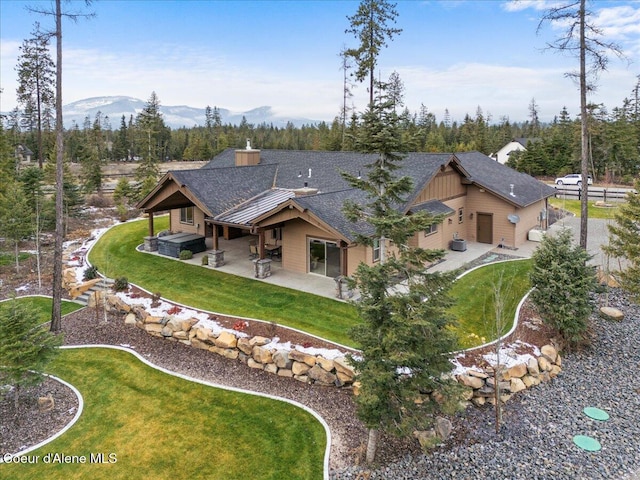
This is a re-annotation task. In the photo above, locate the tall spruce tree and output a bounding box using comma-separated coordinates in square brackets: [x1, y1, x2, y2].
[345, 0, 402, 106]
[342, 82, 460, 463]
[603, 179, 640, 301]
[135, 91, 168, 199]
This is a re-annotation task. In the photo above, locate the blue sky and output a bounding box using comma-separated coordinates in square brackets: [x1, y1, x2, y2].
[1, 0, 639, 124]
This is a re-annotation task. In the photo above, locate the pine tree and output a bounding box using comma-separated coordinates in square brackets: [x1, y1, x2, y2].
[15, 22, 56, 169]
[529, 228, 598, 349]
[0, 299, 62, 408]
[341, 84, 460, 463]
[345, 0, 402, 106]
[135, 92, 168, 199]
[603, 180, 640, 301]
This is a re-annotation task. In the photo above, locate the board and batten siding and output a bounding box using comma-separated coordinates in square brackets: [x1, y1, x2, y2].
[169, 207, 207, 236]
[413, 166, 466, 205]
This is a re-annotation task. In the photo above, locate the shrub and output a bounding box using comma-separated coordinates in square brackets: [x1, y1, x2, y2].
[179, 249, 193, 260]
[113, 277, 129, 292]
[83, 265, 99, 281]
[86, 194, 113, 208]
[201, 255, 209, 266]
[529, 228, 598, 349]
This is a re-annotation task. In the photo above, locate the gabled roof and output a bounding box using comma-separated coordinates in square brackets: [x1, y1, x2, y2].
[139, 148, 556, 239]
[454, 151, 556, 207]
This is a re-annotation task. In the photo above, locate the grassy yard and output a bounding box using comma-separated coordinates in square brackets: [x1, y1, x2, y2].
[88, 218, 360, 347]
[0, 347, 325, 480]
[549, 197, 621, 219]
[449, 259, 533, 349]
[0, 296, 83, 319]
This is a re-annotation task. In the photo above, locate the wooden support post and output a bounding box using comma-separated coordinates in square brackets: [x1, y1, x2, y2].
[148, 212, 154, 237]
[258, 230, 266, 259]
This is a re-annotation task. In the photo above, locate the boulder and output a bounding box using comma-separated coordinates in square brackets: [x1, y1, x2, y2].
[196, 327, 212, 341]
[600, 306, 624, 322]
[190, 338, 210, 350]
[215, 331, 238, 349]
[435, 417, 453, 441]
[527, 357, 540, 375]
[414, 429, 438, 449]
[289, 349, 317, 367]
[467, 369, 489, 379]
[247, 358, 264, 370]
[249, 336, 270, 347]
[252, 345, 273, 364]
[540, 345, 558, 363]
[538, 356, 552, 372]
[108, 294, 131, 313]
[237, 338, 253, 355]
[550, 365, 562, 378]
[221, 348, 239, 360]
[144, 323, 164, 334]
[264, 363, 278, 375]
[293, 374, 310, 384]
[457, 374, 484, 389]
[180, 318, 199, 332]
[164, 317, 184, 332]
[172, 331, 189, 341]
[308, 365, 337, 385]
[505, 362, 528, 380]
[124, 313, 137, 325]
[315, 356, 335, 372]
[510, 377, 526, 393]
[272, 350, 292, 369]
[333, 357, 356, 381]
[522, 375, 540, 388]
[352, 381, 361, 396]
[292, 361, 311, 376]
[277, 369, 293, 378]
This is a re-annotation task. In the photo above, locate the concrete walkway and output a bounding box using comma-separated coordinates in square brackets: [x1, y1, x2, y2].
[167, 216, 611, 300]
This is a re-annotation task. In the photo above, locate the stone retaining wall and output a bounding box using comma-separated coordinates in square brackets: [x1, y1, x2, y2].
[66, 272, 562, 405]
[105, 293, 358, 387]
[455, 344, 562, 406]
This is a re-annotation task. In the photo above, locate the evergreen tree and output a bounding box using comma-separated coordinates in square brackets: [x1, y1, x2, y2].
[135, 92, 168, 199]
[15, 22, 56, 169]
[341, 86, 460, 463]
[529, 228, 598, 349]
[0, 299, 62, 407]
[604, 179, 640, 301]
[0, 181, 34, 273]
[345, 0, 402, 106]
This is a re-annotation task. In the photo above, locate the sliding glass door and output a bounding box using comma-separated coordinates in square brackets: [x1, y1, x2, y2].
[309, 238, 341, 277]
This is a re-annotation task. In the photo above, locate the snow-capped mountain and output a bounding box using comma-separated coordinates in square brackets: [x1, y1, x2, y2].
[60, 96, 316, 129]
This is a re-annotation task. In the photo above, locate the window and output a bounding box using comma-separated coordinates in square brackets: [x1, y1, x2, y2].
[424, 223, 438, 236]
[180, 207, 194, 225]
[458, 208, 464, 224]
[372, 238, 381, 262]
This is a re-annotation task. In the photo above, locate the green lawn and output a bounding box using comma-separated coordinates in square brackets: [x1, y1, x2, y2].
[88, 217, 360, 347]
[0, 347, 326, 480]
[449, 259, 532, 349]
[549, 197, 621, 219]
[0, 296, 83, 320]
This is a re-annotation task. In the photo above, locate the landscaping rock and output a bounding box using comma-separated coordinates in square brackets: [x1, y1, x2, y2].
[308, 364, 337, 385]
[252, 345, 273, 364]
[215, 331, 238, 349]
[289, 349, 317, 367]
[600, 306, 624, 321]
[272, 350, 292, 369]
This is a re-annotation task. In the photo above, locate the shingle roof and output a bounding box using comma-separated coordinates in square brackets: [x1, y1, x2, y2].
[158, 148, 555, 239]
[454, 151, 556, 208]
[171, 164, 277, 216]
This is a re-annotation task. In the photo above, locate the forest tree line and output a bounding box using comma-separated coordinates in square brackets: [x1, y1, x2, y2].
[5, 76, 640, 191]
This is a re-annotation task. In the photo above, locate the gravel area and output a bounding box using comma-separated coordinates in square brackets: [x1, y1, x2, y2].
[332, 289, 640, 480]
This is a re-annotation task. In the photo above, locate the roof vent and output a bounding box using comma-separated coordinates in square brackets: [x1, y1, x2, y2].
[509, 184, 516, 197]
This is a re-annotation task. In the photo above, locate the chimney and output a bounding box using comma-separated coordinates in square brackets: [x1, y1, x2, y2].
[235, 139, 260, 166]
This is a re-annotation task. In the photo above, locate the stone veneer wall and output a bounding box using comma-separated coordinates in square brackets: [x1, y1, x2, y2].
[101, 292, 563, 405]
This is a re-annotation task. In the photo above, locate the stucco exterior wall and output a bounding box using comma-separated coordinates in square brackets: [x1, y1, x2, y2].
[169, 207, 206, 236]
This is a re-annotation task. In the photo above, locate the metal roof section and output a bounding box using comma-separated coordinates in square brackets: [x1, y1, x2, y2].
[214, 188, 295, 226]
[409, 199, 456, 216]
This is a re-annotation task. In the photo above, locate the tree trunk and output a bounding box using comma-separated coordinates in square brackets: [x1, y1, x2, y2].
[50, 0, 63, 333]
[365, 428, 379, 464]
[579, 0, 589, 249]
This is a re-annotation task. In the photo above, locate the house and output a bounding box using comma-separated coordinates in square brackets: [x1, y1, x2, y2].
[493, 138, 537, 165]
[15, 144, 34, 163]
[137, 145, 556, 280]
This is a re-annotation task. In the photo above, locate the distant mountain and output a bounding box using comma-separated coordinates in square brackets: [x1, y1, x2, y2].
[59, 96, 317, 129]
